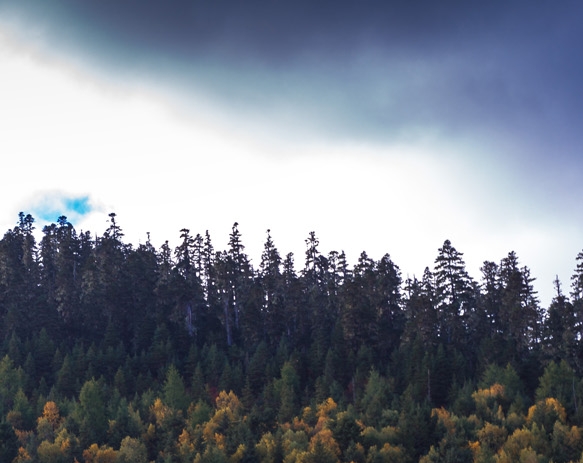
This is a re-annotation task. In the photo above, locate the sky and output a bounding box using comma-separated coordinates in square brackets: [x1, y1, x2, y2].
[1, 1, 582, 307]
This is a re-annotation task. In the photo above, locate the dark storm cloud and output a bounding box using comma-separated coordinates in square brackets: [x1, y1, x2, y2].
[2, 0, 582, 158]
[3, 0, 491, 61]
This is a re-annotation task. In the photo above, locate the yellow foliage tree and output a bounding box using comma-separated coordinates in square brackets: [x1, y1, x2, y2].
[37, 429, 78, 463]
[497, 428, 537, 462]
[473, 384, 506, 423]
[177, 428, 197, 461]
[526, 398, 567, 431]
[313, 398, 338, 435]
[256, 432, 278, 463]
[477, 422, 508, 454]
[201, 390, 250, 461]
[37, 401, 64, 443]
[368, 443, 407, 463]
[151, 397, 172, 425]
[82, 443, 118, 463]
[41, 402, 62, 429]
[13, 446, 33, 463]
[308, 428, 340, 458]
[216, 390, 243, 414]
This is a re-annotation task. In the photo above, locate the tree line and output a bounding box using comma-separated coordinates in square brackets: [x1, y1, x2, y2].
[1, 212, 583, 462]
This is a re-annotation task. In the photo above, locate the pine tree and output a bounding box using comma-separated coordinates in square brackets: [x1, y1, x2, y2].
[281, 252, 308, 349]
[433, 240, 475, 347]
[542, 278, 577, 366]
[163, 364, 189, 413]
[374, 254, 403, 359]
[498, 251, 542, 357]
[174, 229, 206, 340]
[77, 378, 108, 447]
[260, 230, 284, 346]
[402, 268, 438, 347]
[476, 260, 503, 365]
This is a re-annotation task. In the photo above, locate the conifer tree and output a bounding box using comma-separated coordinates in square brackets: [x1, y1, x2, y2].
[402, 268, 438, 346]
[374, 254, 403, 358]
[542, 278, 577, 366]
[174, 229, 205, 339]
[433, 240, 475, 347]
[498, 251, 542, 358]
[163, 364, 189, 413]
[260, 230, 284, 346]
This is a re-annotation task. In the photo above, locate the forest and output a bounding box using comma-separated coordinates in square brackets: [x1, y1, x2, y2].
[1, 212, 583, 462]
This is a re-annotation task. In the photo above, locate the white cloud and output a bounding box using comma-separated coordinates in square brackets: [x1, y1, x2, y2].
[0, 23, 575, 307]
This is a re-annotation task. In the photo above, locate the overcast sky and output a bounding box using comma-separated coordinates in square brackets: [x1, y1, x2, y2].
[1, 0, 582, 306]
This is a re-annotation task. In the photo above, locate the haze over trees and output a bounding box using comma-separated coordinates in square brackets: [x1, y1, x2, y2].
[2, 212, 583, 462]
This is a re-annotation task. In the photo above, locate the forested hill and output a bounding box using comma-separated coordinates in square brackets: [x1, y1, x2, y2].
[2, 212, 583, 462]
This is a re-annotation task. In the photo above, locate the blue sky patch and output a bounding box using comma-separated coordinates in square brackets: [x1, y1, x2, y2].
[64, 196, 91, 216]
[29, 192, 93, 225]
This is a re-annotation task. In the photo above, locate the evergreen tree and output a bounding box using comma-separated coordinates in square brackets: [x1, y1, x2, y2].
[402, 268, 438, 347]
[476, 260, 503, 366]
[259, 230, 284, 346]
[174, 228, 206, 340]
[281, 252, 308, 349]
[543, 278, 577, 366]
[0, 421, 18, 463]
[0, 213, 49, 338]
[433, 240, 475, 347]
[124, 238, 159, 353]
[374, 254, 403, 359]
[303, 232, 333, 368]
[498, 251, 542, 361]
[340, 259, 376, 355]
[77, 378, 108, 446]
[163, 364, 189, 413]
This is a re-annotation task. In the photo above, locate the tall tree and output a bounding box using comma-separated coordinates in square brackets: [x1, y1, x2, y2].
[259, 230, 284, 346]
[498, 251, 542, 357]
[476, 260, 504, 366]
[374, 254, 404, 358]
[281, 252, 308, 349]
[0, 213, 46, 338]
[214, 223, 252, 347]
[570, 250, 583, 370]
[79, 213, 129, 340]
[402, 268, 438, 347]
[124, 237, 159, 352]
[542, 277, 577, 366]
[174, 229, 205, 339]
[433, 239, 475, 347]
[303, 232, 333, 368]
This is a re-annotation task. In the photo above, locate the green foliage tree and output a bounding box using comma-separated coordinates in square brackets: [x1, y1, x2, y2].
[77, 378, 108, 447]
[402, 268, 438, 347]
[543, 278, 578, 366]
[275, 361, 300, 423]
[433, 240, 476, 348]
[259, 230, 285, 347]
[0, 421, 18, 462]
[3, 216, 583, 462]
[360, 369, 390, 427]
[163, 364, 189, 413]
[117, 436, 148, 463]
[499, 252, 542, 359]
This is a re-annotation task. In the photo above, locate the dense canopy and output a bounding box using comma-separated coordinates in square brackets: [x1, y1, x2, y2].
[1, 213, 583, 462]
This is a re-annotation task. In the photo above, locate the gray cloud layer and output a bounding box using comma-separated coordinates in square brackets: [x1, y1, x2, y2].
[3, 0, 582, 174]
[3, 1, 581, 144]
